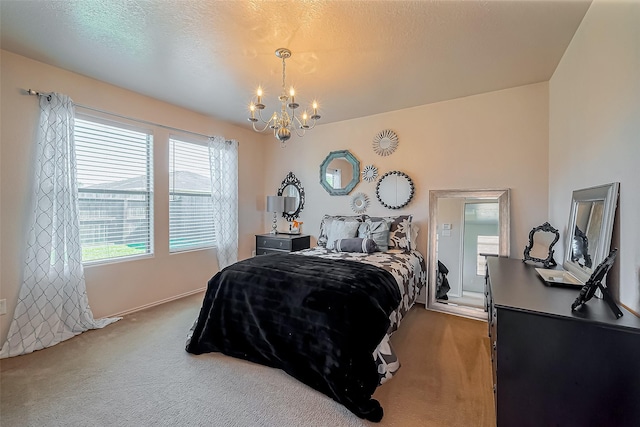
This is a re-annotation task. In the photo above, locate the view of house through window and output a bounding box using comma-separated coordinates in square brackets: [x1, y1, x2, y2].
[169, 138, 216, 252]
[477, 235, 499, 275]
[75, 117, 154, 263]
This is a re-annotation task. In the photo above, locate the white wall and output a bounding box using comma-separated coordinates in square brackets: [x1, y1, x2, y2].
[0, 50, 268, 344]
[549, 1, 640, 314]
[262, 83, 550, 270]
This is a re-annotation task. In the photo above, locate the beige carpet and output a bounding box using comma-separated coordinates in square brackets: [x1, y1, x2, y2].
[0, 293, 495, 426]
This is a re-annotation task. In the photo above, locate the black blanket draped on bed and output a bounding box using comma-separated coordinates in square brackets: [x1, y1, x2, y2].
[185, 252, 401, 422]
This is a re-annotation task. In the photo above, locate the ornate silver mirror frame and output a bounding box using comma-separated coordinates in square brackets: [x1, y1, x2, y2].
[277, 172, 305, 221]
[563, 182, 619, 284]
[427, 189, 510, 320]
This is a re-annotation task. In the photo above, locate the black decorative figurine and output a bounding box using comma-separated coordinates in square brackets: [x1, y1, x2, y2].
[571, 248, 622, 319]
[523, 222, 560, 268]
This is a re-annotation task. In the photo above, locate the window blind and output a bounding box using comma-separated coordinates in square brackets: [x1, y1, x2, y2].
[75, 117, 154, 263]
[169, 138, 216, 252]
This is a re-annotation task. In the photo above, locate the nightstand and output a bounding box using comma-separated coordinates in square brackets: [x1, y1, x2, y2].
[255, 233, 310, 255]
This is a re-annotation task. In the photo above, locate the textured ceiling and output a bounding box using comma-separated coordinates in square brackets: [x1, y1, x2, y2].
[1, 0, 591, 128]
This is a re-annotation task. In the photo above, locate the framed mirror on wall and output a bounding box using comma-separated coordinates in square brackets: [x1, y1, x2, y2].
[376, 171, 415, 209]
[319, 150, 360, 196]
[427, 189, 510, 320]
[277, 172, 305, 221]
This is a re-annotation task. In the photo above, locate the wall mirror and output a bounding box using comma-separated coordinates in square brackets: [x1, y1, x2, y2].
[319, 150, 360, 196]
[427, 189, 510, 320]
[376, 171, 415, 209]
[563, 182, 619, 284]
[277, 172, 305, 221]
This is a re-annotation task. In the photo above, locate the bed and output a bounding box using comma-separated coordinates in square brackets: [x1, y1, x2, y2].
[185, 215, 426, 422]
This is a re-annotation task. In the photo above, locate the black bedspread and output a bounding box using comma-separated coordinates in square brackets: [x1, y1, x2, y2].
[185, 252, 401, 422]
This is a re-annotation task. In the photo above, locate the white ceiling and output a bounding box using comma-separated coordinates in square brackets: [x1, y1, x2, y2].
[1, 0, 591, 128]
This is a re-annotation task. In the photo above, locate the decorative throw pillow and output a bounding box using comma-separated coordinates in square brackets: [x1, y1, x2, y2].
[357, 220, 390, 252]
[326, 220, 361, 250]
[334, 238, 377, 253]
[318, 214, 364, 247]
[367, 215, 413, 251]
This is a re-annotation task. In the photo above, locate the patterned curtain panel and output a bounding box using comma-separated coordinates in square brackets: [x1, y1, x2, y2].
[0, 94, 120, 359]
[208, 136, 239, 270]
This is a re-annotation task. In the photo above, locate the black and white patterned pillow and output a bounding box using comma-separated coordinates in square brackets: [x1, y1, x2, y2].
[366, 215, 413, 251]
[318, 214, 365, 247]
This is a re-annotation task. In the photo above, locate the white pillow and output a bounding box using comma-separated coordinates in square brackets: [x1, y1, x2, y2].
[326, 220, 360, 250]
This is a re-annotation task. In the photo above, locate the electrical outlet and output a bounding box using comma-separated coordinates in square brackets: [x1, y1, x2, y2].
[0, 299, 6, 315]
[251, 250, 256, 257]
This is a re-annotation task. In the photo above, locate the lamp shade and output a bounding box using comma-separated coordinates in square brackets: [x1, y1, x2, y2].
[266, 195, 284, 213]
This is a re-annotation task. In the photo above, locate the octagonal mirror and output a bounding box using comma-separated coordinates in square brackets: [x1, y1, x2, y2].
[319, 150, 360, 196]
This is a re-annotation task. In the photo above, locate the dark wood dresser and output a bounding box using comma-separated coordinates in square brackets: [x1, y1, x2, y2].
[486, 257, 640, 427]
[255, 233, 310, 255]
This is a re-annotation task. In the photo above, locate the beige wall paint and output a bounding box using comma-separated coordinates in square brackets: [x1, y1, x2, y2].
[549, 1, 640, 313]
[0, 50, 268, 343]
[262, 83, 550, 293]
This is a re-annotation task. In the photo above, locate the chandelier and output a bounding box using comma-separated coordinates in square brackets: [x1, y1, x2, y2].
[248, 48, 320, 145]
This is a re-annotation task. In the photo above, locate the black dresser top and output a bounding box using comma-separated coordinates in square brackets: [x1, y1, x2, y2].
[488, 257, 640, 332]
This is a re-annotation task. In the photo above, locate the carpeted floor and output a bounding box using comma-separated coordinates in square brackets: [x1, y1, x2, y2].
[0, 293, 495, 426]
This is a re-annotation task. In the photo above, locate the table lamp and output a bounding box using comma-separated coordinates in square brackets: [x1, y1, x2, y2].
[266, 196, 284, 234]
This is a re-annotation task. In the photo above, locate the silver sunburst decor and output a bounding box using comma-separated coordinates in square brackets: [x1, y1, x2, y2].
[372, 129, 399, 156]
[350, 192, 369, 214]
[362, 165, 378, 182]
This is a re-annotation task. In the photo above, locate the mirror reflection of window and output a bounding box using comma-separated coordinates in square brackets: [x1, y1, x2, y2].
[476, 235, 499, 275]
[282, 185, 299, 213]
[325, 168, 341, 189]
[463, 202, 499, 297]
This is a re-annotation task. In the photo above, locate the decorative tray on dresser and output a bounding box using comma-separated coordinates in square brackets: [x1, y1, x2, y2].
[255, 233, 310, 255]
[486, 257, 640, 427]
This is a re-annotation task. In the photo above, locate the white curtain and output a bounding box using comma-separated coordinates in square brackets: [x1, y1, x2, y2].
[208, 136, 239, 270]
[0, 93, 120, 359]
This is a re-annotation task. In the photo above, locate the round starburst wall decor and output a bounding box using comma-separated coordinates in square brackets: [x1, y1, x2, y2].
[350, 193, 370, 214]
[372, 129, 399, 156]
[362, 165, 378, 182]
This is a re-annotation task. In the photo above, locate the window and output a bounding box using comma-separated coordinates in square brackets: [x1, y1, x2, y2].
[325, 168, 341, 188]
[476, 235, 499, 275]
[75, 117, 153, 263]
[169, 138, 215, 252]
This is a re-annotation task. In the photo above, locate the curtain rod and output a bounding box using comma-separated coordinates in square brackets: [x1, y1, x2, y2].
[26, 89, 228, 142]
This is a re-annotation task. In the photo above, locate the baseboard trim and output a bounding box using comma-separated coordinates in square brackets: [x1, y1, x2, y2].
[105, 287, 206, 318]
[621, 302, 640, 319]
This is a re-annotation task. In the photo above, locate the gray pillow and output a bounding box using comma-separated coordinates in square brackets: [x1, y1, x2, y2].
[334, 238, 377, 254]
[358, 219, 390, 252]
[318, 214, 364, 247]
[326, 220, 360, 250]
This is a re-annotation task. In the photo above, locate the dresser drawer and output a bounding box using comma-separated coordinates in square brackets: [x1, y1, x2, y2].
[256, 236, 292, 250]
